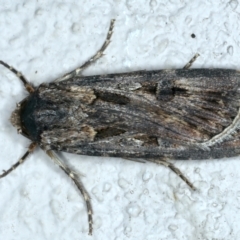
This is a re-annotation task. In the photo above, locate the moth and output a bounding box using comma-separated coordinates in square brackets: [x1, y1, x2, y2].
[1, 19, 240, 235]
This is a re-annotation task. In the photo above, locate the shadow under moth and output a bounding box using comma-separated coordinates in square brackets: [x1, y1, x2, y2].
[1, 19, 240, 235]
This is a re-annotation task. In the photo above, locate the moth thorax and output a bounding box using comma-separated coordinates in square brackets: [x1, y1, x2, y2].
[10, 104, 22, 132]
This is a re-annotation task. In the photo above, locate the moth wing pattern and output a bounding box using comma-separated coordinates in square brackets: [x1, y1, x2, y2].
[36, 68, 240, 160]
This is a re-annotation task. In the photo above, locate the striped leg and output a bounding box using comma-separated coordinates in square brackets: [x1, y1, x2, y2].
[148, 159, 196, 190]
[0, 142, 37, 178]
[46, 150, 93, 235]
[55, 19, 115, 82]
[0, 60, 34, 93]
[183, 53, 200, 69]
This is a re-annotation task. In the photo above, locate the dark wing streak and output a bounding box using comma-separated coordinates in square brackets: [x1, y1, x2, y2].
[92, 103, 192, 142]
[162, 98, 224, 133]
[174, 96, 232, 122]
[93, 86, 211, 141]
[179, 95, 237, 117]
[169, 96, 233, 129]
[92, 98, 205, 142]
[148, 94, 228, 135]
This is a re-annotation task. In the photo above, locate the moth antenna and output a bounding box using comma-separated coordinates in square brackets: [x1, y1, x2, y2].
[148, 159, 196, 190]
[54, 19, 115, 82]
[0, 60, 35, 93]
[46, 150, 93, 235]
[183, 53, 200, 69]
[0, 142, 37, 178]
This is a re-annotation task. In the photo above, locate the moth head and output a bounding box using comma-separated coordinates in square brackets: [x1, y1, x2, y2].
[10, 92, 41, 142]
[10, 103, 22, 133]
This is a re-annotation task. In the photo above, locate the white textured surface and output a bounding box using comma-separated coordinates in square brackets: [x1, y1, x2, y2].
[1, 1, 240, 239]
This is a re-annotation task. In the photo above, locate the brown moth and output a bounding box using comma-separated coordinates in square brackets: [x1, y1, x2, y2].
[1, 19, 240, 235]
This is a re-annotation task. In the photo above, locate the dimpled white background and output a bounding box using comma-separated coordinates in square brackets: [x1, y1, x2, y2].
[0, 0, 240, 239]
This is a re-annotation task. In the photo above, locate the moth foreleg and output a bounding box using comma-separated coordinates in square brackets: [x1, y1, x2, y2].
[0, 142, 37, 178]
[46, 150, 93, 235]
[148, 159, 196, 190]
[183, 53, 200, 69]
[0, 60, 35, 93]
[55, 19, 115, 82]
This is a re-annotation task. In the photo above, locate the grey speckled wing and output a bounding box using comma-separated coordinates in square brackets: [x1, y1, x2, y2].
[21, 68, 240, 160]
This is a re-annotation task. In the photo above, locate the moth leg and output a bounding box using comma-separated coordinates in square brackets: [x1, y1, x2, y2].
[148, 159, 196, 190]
[0, 60, 35, 93]
[183, 53, 200, 69]
[55, 19, 115, 82]
[124, 158, 146, 163]
[0, 142, 37, 178]
[46, 150, 93, 235]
